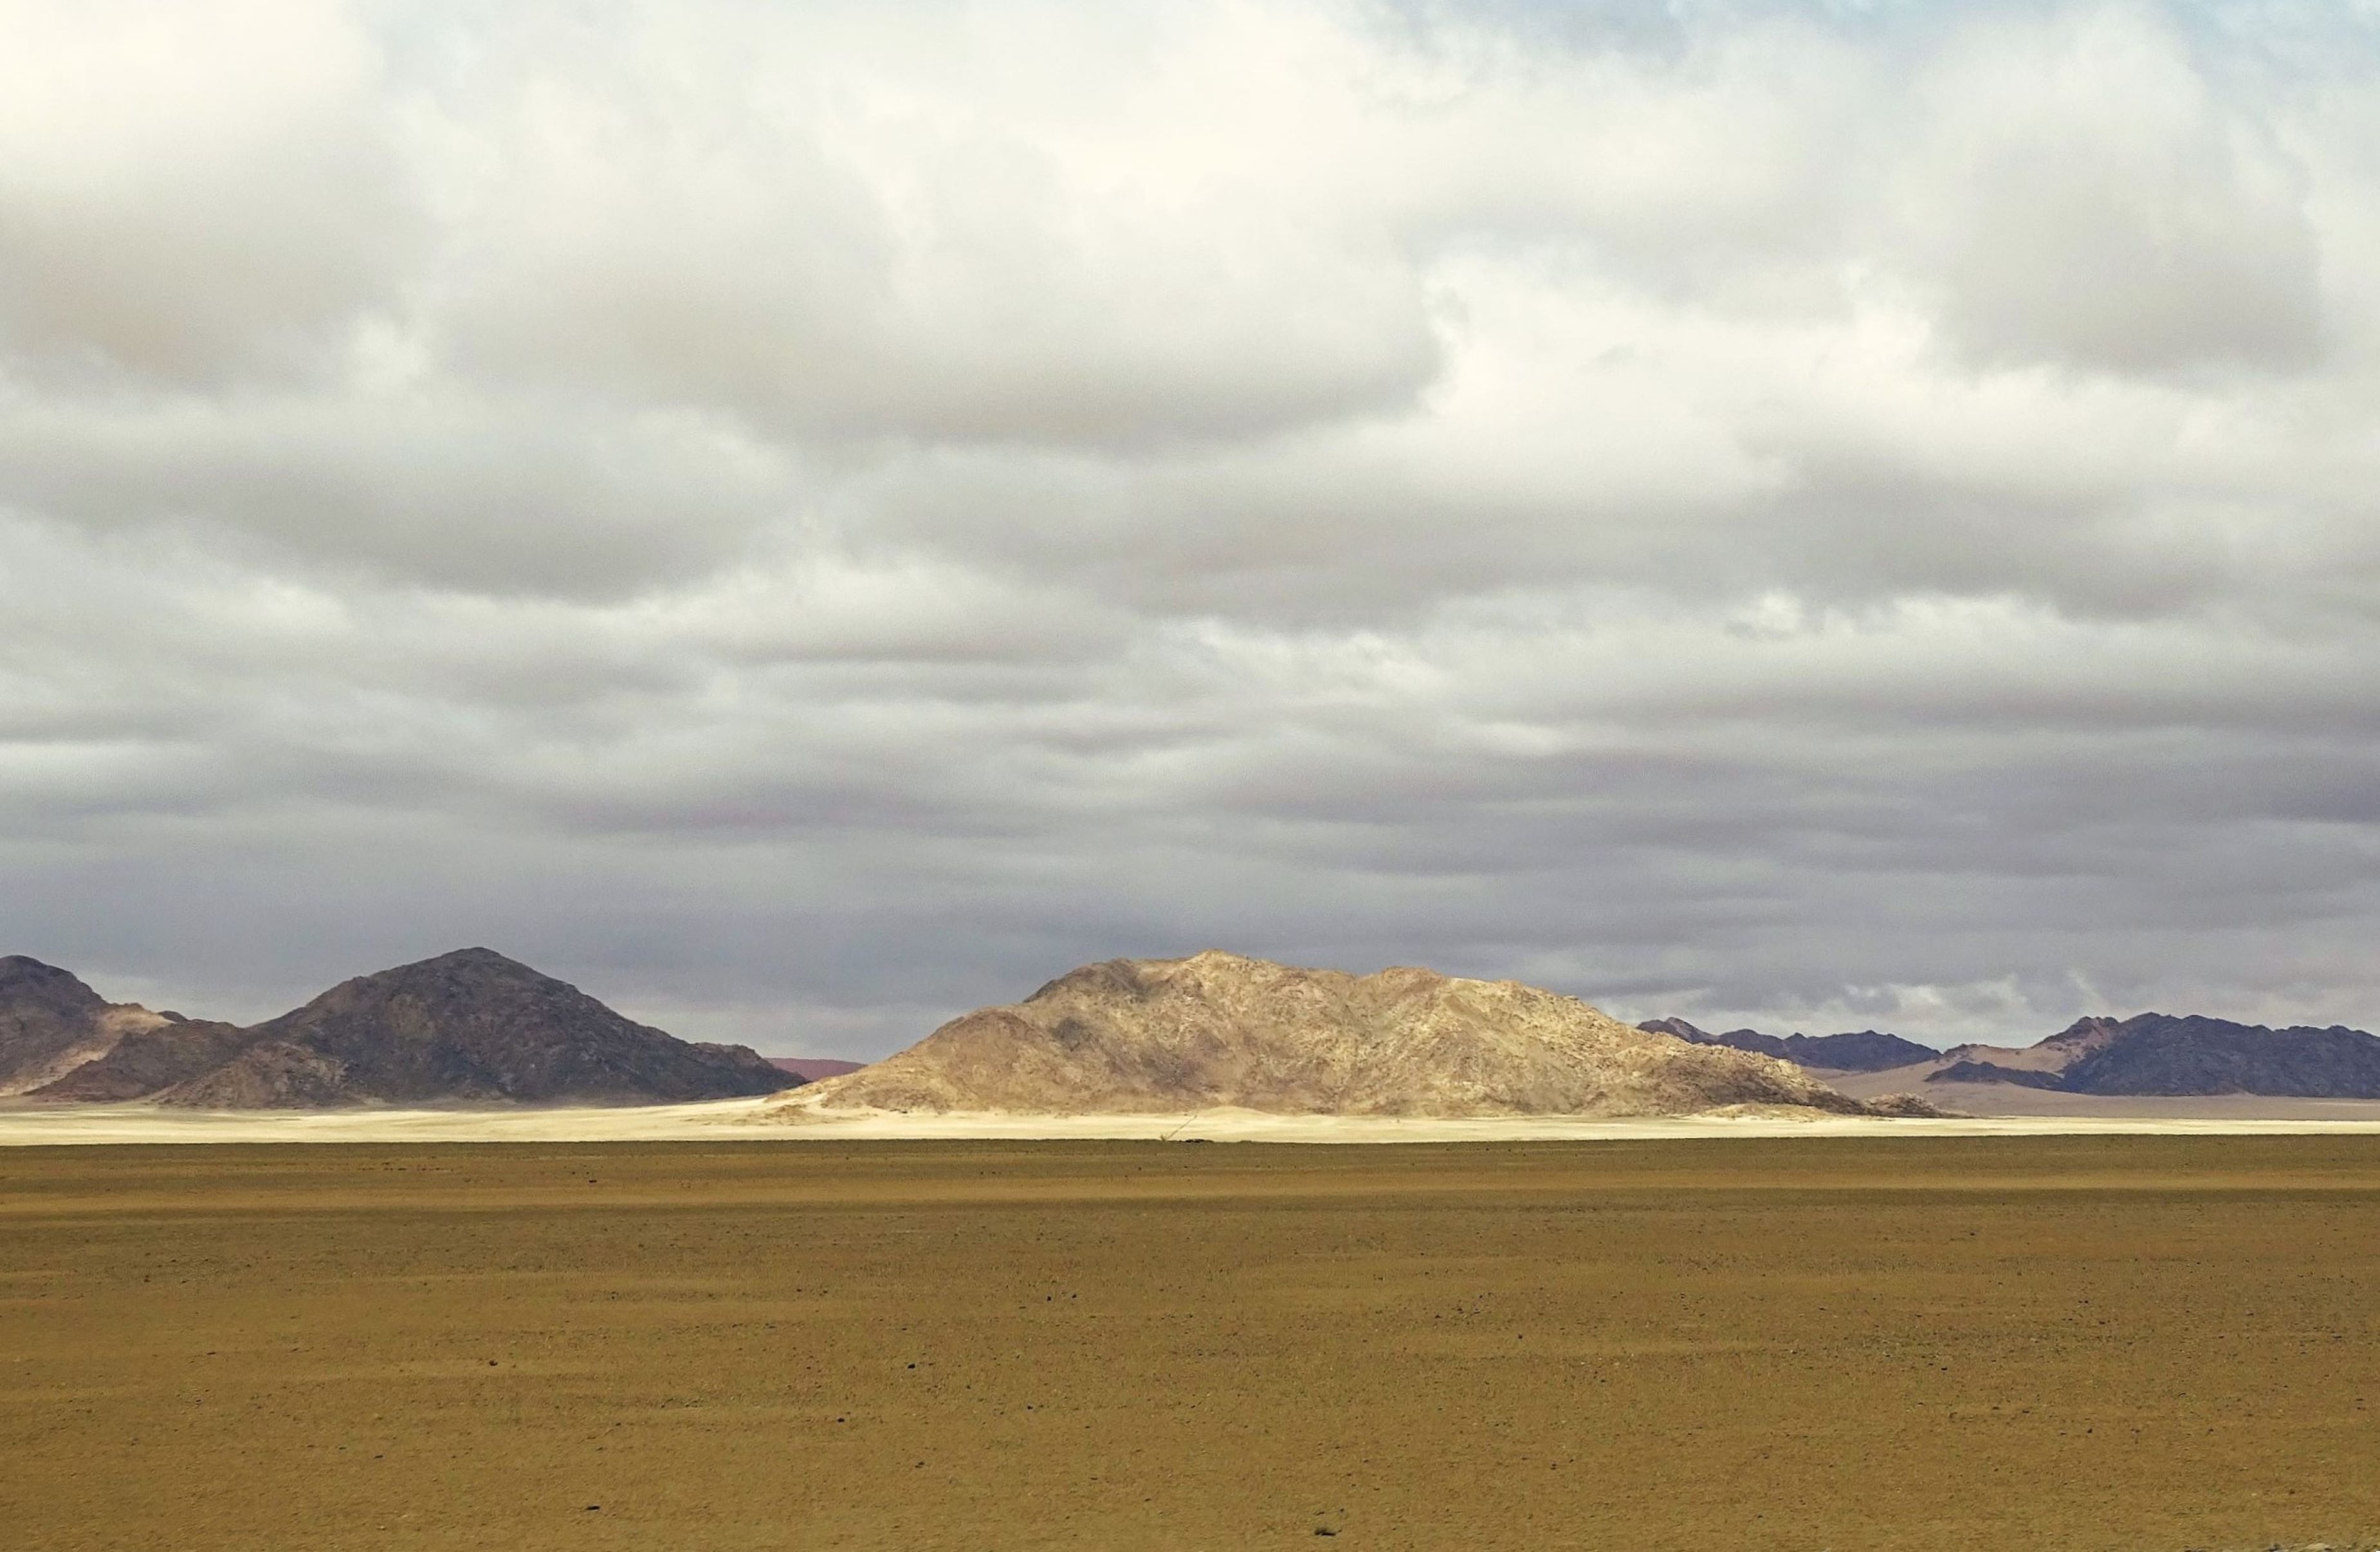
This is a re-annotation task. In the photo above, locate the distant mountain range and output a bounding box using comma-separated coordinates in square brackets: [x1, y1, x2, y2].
[15, 945, 2378, 1113]
[767, 1057, 866, 1082]
[1, 949, 800, 1107]
[778, 951, 1918, 1119]
[1930, 1013, 2380, 1098]
[1639, 1010, 2380, 1098]
[1636, 1018, 1942, 1073]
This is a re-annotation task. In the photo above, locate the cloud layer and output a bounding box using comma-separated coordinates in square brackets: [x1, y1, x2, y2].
[6, 0, 2380, 1051]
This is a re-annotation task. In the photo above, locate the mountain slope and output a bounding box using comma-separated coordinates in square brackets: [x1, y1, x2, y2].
[0, 956, 181, 1096]
[30, 1014, 260, 1101]
[778, 952, 1880, 1118]
[151, 948, 799, 1107]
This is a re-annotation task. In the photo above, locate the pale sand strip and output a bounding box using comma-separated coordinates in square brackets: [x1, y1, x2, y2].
[10, 1097, 2380, 1145]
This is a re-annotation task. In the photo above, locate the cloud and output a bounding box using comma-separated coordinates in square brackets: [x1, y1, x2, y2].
[1894, 3, 2323, 373]
[0, 0, 421, 383]
[423, 2, 1442, 442]
[4, 0, 2380, 1053]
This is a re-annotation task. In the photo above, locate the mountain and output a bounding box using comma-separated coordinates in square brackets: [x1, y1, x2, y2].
[778, 951, 1890, 1118]
[0, 956, 183, 1096]
[152, 948, 798, 1107]
[2055, 1014, 2380, 1097]
[9, 948, 801, 1107]
[1921, 1013, 2380, 1098]
[1636, 1017, 1941, 1073]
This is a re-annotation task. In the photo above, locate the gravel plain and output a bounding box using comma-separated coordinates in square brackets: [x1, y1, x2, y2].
[5, 1136, 2379, 1549]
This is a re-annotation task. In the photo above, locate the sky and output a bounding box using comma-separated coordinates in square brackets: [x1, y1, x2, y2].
[5, 0, 2380, 1055]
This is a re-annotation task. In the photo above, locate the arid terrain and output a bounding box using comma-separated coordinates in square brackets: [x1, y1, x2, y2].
[788, 951, 1890, 1118]
[5, 1137, 2379, 1551]
[14, 1095, 2380, 1144]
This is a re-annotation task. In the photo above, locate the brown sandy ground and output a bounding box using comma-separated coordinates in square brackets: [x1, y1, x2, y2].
[3, 1138, 2379, 1551]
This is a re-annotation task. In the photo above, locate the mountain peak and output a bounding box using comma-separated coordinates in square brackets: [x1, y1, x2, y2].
[373, 947, 544, 980]
[0, 955, 103, 1002]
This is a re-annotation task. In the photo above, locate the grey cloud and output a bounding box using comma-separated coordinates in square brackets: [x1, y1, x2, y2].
[0, 389, 796, 594]
[5, 0, 2380, 1058]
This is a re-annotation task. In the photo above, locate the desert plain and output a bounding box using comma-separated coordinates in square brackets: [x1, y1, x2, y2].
[5, 1135, 2379, 1551]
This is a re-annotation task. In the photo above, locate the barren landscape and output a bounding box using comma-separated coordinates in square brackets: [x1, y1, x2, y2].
[6, 1136, 2379, 1551]
[15, 1095, 2380, 1145]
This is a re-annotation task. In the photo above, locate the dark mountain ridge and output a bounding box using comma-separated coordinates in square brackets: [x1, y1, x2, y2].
[1638, 1017, 1941, 1073]
[2053, 1013, 2380, 1097]
[3, 948, 800, 1108]
[1920, 1013, 2380, 1098]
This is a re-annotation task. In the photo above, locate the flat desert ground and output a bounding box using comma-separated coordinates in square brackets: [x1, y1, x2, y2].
[6, 1138, 2380, 1551]
[14, 1093, 2380, 1144]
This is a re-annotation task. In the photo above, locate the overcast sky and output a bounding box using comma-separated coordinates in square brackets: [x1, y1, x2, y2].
[5, 0, 2379, 1054]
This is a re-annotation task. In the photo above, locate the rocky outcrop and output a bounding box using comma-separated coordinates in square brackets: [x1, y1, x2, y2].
[1788, 1031, 1943, 1071]
[1636, 1017, 1941, 1073]
[1862, 1092, 1960, 1118]
[778, 952, 1888, 1118]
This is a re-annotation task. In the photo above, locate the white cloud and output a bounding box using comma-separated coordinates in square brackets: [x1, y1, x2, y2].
[5, 0, 2380, 1051]
[0, 0, 420, 382]
[1893, 3, 2323, 372]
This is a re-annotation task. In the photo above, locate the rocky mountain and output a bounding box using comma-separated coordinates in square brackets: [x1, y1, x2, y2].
[777, 951, 1894, 1118]
[6, 948, 800, 1107]
[1637, 1017, 1941, 1073]
[32, 1012, 259, 1101]
[1922, 1013, 2380, 1097]
[157, 948, 798, 1107]
[2052, 1014, 2380, 1097]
